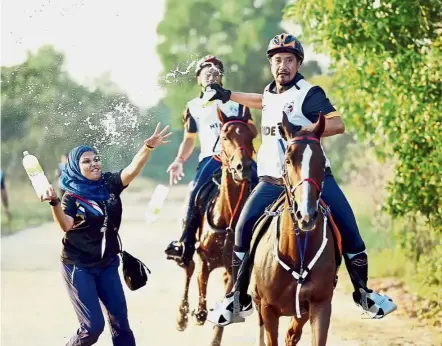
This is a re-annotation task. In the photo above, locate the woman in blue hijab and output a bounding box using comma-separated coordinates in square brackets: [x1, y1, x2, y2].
[43, 122, 171, 346]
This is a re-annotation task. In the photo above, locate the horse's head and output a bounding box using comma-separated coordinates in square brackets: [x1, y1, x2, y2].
[218, 112, 255, 183]
[278, 111, 326, 231]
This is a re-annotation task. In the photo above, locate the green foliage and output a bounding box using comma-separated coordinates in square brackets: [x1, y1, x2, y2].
[285, 0, 442, 223]
[2, 46, 137, 174]
[156, 0, 288, 128]
[413, 244, 442, 323]
[308, 74, 359, 183]
[285, 0, 442, 323]
[0, 46, 183, 182]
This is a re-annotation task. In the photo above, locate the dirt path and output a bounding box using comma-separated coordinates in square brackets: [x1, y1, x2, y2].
[1, 185, 439, 345]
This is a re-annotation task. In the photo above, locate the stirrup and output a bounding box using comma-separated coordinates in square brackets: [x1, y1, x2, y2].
[356, 288, 397, 319]
[165, 241, 184, 260]
[207, 291, 245, 326]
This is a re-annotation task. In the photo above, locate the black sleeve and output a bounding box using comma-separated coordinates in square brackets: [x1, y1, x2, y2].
[182, 107, 197, 133]
[104, 170, 127, 196]
[301, 86, 337, 123]
[61, 194, 78, 219]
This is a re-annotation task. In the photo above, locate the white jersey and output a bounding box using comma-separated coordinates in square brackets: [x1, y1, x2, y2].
[257, 79, 332, 178]
[186, 97, 250, 162]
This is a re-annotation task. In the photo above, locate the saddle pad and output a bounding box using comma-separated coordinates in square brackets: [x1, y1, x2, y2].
[249, 192, 286, 261]
[320, 199, 342, 266]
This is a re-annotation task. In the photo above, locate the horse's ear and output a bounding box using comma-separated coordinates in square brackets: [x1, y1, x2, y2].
[279, 111, 302, 140]
[313, 112, 326, 138]
[217, 107, 229, 125]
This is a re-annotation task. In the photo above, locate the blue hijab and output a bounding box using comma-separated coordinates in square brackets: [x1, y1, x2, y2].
[60, 145, 110, 201]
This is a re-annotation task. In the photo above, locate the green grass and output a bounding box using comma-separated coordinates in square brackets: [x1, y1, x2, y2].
[333, 183, 403, 292]
[367, 248, 411, 278]
[339, 183, 412, 278]
[1, 180, 52, 235]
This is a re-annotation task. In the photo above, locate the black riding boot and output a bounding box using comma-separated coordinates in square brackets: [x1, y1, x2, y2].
[231, 247, 252, 306]
[179, 216, 199, 265]
[165, 213, 199, 266]
[344, 251, 371, 302]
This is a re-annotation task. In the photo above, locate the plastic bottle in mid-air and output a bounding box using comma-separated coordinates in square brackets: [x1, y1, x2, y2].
[22, 151, 51, 201]
[145, 184, 170, 224]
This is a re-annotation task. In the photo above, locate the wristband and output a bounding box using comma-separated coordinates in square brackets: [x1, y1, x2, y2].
[145, 144, 155, 151]
[49, 198, 61, 206]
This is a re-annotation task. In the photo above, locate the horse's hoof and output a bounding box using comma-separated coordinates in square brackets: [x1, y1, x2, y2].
[176, 314, 188, 331]
[193, 309, 208, 325]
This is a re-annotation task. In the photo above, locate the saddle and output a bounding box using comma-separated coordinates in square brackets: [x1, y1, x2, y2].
[249, 192, 286, 263]
[193, 169, 222, 218]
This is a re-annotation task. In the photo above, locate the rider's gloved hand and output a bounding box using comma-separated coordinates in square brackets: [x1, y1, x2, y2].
[206, 84, 231, 103]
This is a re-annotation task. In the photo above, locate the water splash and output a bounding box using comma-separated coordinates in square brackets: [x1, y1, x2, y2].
[83, 102, 141, 149]
[156, 55, 227, 95]
[158, 58, 199, 86]
[69, 57, 226, 151]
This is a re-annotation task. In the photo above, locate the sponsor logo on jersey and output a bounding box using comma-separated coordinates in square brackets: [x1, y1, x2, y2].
[261, 125, 277, 136]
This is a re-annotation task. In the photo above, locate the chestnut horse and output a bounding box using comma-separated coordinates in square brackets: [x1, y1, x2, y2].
[176, 113, 255, 346]
[251, 112, 341, 346]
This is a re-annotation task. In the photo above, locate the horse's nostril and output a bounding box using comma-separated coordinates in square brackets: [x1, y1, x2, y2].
[236, 163, 243, 171]
[296, 210, 303, 220]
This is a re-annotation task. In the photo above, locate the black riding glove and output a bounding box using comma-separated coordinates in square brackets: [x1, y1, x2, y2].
[206, 83, 231, 103]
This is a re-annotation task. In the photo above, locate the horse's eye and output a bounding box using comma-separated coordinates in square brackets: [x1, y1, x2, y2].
[222, 137, 227, 141]
[285, 159, 290, 165]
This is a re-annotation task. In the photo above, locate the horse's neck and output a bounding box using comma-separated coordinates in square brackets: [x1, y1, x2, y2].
[216, 168, 248, 222]
[278, 200, 324, 265]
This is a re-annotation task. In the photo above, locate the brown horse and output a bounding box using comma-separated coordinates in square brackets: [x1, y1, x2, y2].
[251, 112, 341, 346]
[176, 112, 255, 346]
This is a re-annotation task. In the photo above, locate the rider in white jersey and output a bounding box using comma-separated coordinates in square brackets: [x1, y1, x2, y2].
[165, 55, 258, 266]
[205, 34, 397, 325]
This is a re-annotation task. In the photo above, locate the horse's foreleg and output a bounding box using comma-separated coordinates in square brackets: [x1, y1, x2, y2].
[253, 301, 266, 346]
[210, 270, 234, 346]
[176, 259, 195, 331]
[309, 300, 332, 346]
[195, 257, 210, 325]
[285, 315, 309, 346]
[261, 303, 280, 346]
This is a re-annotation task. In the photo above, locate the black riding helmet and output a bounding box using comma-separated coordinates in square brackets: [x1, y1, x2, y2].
[266, 33, 304, 64]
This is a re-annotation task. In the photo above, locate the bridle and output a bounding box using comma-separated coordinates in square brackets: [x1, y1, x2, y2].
[216, 120, 255, 232]
[219, 120, 254, 169]
[272, 134, 331, 319]
[281, 135, 324, 222]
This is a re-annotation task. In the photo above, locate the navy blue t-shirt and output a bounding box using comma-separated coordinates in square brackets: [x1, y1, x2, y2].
[61, 171, 127, 267]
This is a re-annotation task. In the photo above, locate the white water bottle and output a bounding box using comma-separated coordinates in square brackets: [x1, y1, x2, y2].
[201, 86, 216, 107]
[145, 184, 170, 224]
[22, 151, 50, 201]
